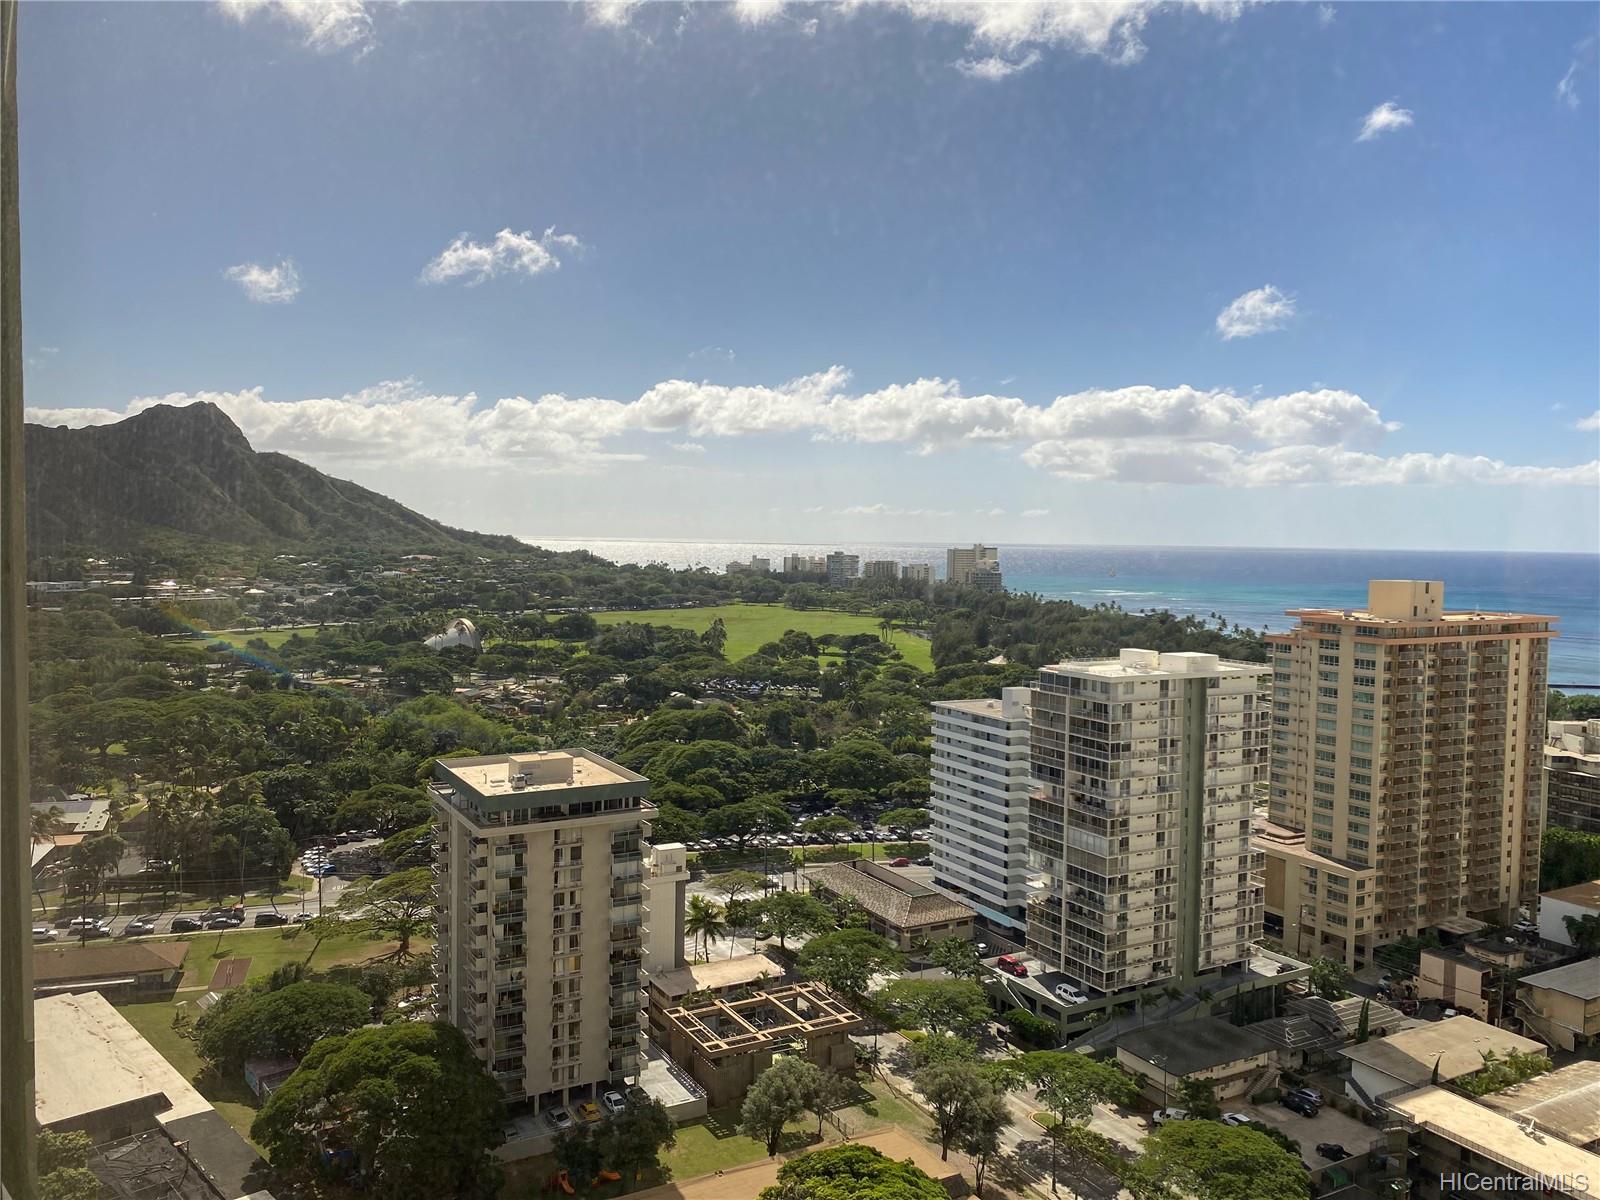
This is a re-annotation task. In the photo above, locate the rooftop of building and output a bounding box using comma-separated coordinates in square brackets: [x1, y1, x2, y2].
[33, 940, 189, 987]
[934, 697, 1005, 715]
[1477, 1059, 1600, 1149]
[1517, 957, 1600, 1001]
[662, 981, 863, 1058]
[1251, 820, 1378, 876]
[808, 859, 977, 929]
[1546, 719, 1600, 763]
[435, 749, 645, 798]
[647, 953, 783, 1002]
[1340, 1015, 1545, 1087]
[1388, 1085, 1600, 1183]
[1540, 880, 1600, 909]
[1115, 1016, 1277, 1076]
[1040, 648, 1269, 680]
[84, 1126, 274, 1200]
[35, 990, 212, 1127]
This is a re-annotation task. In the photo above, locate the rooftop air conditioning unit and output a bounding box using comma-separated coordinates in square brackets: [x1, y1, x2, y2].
[511, 774, 528, 789]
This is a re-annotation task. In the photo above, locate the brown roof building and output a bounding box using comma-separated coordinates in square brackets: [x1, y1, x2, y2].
[808, 859, 975, 951]
[33, 941, 188, 998]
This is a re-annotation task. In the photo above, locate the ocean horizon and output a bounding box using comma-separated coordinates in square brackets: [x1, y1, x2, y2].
[522, 536, 1600, 689]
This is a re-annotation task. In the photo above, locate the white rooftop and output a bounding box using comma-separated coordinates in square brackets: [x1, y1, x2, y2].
[437, 750, 638, 797]
[1045, 648, 1269, 680]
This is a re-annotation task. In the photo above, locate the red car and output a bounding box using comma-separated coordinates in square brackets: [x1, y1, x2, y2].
[995, 955, 1028, 977]
[889, 857, 910, 867]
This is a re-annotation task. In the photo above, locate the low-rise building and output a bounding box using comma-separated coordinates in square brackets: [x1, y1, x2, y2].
[1114, 1017, 1278, 1105]
[33, 941, 189, 999]
[1413, 938, 1528, 1021]
[1339, 1015, 1546, 1109]
[808, 858, 976, 951]
[1515, 958, 1600, 1053]
[644, 953, 783, 1043]
[1538, 880, 1600, 949]
[1545, 719, 1600, 834]
[1476, 1058, 1600, 1151]
[660, 982, 862, 1108]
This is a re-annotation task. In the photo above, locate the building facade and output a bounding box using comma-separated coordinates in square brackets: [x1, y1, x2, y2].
[861, 559, 899, 581]
[1544, 718, 1600, 835]
[1259, 580, 1553, 967]
[946, 544, 1000, 589]
[824, 552, 860, 587]
[901, 563, 932, 586]
[431, 750, 651, 1116]
[1026, 649, 1270, 995]
[929, 689, 1033, 933]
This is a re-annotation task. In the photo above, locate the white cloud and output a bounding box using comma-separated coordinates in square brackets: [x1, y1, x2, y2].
[954, 51, 1041, 81]
[689, 346, 736, 363]
[1317, 4, 1335, 27]
[224, 258, 301, 304]
[1557, 36, 1596, 109]
[1021, 508, 1050, 517]
[1576, 411, 1600, 433]
[420, 228, 585, 286]
[1215, 284, 1296, 340]
[218, 0, 372, 53]
[586, 0, 644, 29]
[976, 507, 1007, 516]
[1357, 101, 1414, 142]
[839, 503, 956, 518]
[27, 369, 1593, 490]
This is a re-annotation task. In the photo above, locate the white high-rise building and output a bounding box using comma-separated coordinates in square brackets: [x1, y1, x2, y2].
[902, 563, 932, 586]
[1026, 650, 1270, 994]
[862, 559, 899, 581]
[430, 750, 650, 1114]
[929, 688, 1034, 933]
[825, 552, 860, 587]
[946, 544, 1002, 591]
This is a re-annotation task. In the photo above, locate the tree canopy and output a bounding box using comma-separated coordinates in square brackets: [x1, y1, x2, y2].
[1127, 1120, 1310, 1200]
[196, 980, 372, 1070]
[758, 1143, 948, 1200]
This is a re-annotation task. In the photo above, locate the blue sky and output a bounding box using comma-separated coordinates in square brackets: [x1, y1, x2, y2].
[19, 1, 1600, 552]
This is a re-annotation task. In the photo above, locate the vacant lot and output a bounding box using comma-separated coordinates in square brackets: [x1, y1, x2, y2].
[594, 604, 931, 670]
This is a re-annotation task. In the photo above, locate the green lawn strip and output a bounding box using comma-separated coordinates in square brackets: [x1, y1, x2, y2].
[159, 927, 431, 988]
[591, 603, 932, 670]
[202, 625, 326, 651]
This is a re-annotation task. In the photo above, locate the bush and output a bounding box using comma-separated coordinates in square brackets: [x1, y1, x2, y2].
[1251, 1087, 1280, 1104]
[1003, 1007, 1059, 1048]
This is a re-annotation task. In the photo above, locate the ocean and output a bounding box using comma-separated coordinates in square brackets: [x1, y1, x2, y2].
[522, 538, 1600, 689]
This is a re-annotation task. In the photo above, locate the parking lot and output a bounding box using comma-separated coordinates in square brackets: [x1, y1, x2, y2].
[1226, 1096, 1380, 1166]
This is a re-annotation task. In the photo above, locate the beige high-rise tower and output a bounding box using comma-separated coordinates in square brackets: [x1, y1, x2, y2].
[1257, 581, 1554, 968]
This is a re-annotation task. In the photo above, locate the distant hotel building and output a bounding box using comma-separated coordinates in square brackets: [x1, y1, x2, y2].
[947, 544, 1003, 592]
[1257, 581, 1553, 968]
[782, 554, 827, 576]
[723, 556, 772, 574]
[825, 552, 860, 588]
[431, 751, 650, 1116]
[902, 563, 932, 586]
[1544, 719, 1600, 835]
[1027, 650, 1270, 994]
[861, 559, 900, 581]
[929, 689, 1033, 934]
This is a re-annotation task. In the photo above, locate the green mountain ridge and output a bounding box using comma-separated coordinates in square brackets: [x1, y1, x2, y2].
[24, 401, 523, 561]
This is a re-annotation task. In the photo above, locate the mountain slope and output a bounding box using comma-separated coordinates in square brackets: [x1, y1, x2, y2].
[24, 402, 523, 559]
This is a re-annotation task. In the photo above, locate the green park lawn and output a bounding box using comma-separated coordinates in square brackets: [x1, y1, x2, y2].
[202, 625, 326, 652]
[593, 603, 932, 671]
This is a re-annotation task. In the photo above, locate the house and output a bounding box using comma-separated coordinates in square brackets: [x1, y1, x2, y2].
[659, 982, 862, 1108]
[1515, 958, 1600, 1053]
[1413, 938, 1528, 1021]
[1538, 880, 1600, 949]
[34, 992, 273, 1199]
[1339, 1015, 1546, 1109]
[644, 952, 782, 1043]
[808, 858, 976, 951]
[33, 941, 188, 999]
[1115, 1017, 1278, 1105]
[1476, 1058, 1600, 1151]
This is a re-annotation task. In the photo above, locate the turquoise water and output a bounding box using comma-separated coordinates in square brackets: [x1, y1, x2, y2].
[522, 538, 1600, 688]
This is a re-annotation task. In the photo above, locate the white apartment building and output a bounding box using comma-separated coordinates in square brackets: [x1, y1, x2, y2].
[929, 689, 1034, 933]
[781, 554, 827, 576]
[902, 563, 932, 586]
[946, 544, 1003, 591]
[825, 552, 859, 587]
[861, 559, 900, 581]
[1545, 719, 1600, 835]
[1026, 650, 1270, 995]
[748, 556, 771, 574]
[431, 750, 651, 1116]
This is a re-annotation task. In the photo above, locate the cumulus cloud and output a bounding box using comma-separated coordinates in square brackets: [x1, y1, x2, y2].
[420, 227, 585, 286]
[1215, 284, 1296, 340]
[1357, 101, 1414, 141]
[27, 368, 1595, 489]
[954, 51, 1041, 80]
[1021, 508, 1050, 517]
[839, 503, 956, 518]
[1576, 411, 1600, 433]
[224, 258, 301, 304]
[1317, 4, 1335, 27]
[218, 0, 372, 53]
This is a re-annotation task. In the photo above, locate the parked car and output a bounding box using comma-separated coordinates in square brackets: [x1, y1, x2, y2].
[1220, 1113, 1252, 1127]
[889, 857, 910, 867]
[548, 1106, 575, 1130]
[1053, 983, 1087, 1005]
[294, 912, 315, 923]
[67, 916, 103, 930]
[1315, 1143, 1350, 1161]
[123, 918, 157, 936]
[914, 857, 933, 866]
[171, 916, 203, 932]
[994, 955, 1028, 977]
[254, 912, 289, 927]
[576, 1101, 602, 1124]
[601, 1090, 627, 1116]
[1286, 1086, 1323, 1104]
[32, 927, 57, 942]
[206, 916, 241, 930]
[1281, 1092, 1321, 1117]
[1151, 1108, 1190, 1126]
[78, 924, 112, 939]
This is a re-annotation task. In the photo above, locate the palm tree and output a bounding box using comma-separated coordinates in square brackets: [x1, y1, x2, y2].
[31, 805, 65, 844]
[685, 895, 726, 963]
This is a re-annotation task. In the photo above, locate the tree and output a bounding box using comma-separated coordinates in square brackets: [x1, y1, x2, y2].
[915, 1058, 993, 1161]
[879, 806, 929, 846]
[1541, 827, 1600, 891]
[928, 937, 984, 981]
[806, 1069, 854, 1138]
[705, 799, 792, 851]
[63, 833, 125, 934]
[252, 1022, 505, 1199]
[959, 1088, 1013, 1199]
[797, 928, 903, 1000]
[38, 1169, 99, 1200]
[328, 867, 434, 958]
[1176, 1077, 1220, 1121]
[1127, 1120, 1309, 1200]
[1307, 956, 1350, 1000]
[38, 1129, 98, 1200]
[31, 805, 66, 844]
[552, 1126, 603, 1189]
[1564, 913, 1600, 955]
[1011, 1050, 1140, 1192]
[196, 981, 372, 1070]
[708, 869, 768, 908]
[739, 1056, 816, 1155]
[596, 1095, 677, 1185]
[875, 979, 992, 1039]
[758, 1142, 947, 1200]
[648, 802, 703, 846]
[1355, 997, 1371, 1043]
[761, 891, 835, 951]
[685, 895, 727, 962]
[800, 814, 855, 845]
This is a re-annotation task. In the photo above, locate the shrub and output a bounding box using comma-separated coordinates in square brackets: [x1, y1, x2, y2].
[1002, 1007, 1059, 1048]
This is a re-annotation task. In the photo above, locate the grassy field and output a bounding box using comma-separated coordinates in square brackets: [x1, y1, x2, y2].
[203, 625, 325, 651]
[593, 604, 932, 671]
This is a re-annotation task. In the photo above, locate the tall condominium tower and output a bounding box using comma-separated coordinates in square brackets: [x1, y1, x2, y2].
[946, 544, 1001, 590]
[431, 751, 650, 1113]
[1026, 650, 1270, 994]
[1257, 581, 1553, 968]
[1544, 720, 1600, 835]
[825, 552, 860, 588]
[929, 688, 1033, 934]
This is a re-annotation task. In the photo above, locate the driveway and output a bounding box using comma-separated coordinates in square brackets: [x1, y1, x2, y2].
[1228, 1097, 1379, 1163]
